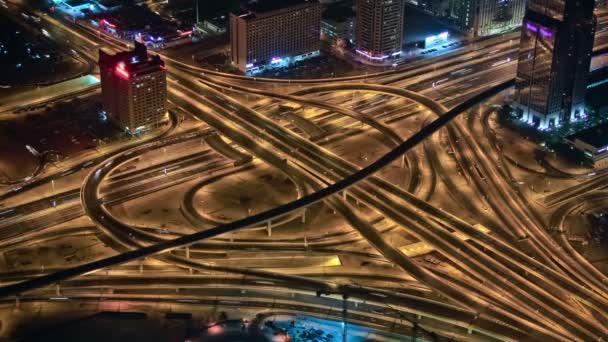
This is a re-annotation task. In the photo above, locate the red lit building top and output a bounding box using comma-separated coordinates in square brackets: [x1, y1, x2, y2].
[99, 41, 165, 79]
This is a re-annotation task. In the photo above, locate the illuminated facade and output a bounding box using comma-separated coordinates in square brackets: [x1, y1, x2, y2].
[355, 0, 405, 60]
[457, 0, 526, 36]
[424, 31, 449, 48]
[321, 6, 355, 47]
[230, 0, 322, 74]
[321, 16, 355, 46]
[90, 7, 193, 50]
[99, 42, 168, 133]
[565, 123, 608, 168]
[514, 0, 595, 129]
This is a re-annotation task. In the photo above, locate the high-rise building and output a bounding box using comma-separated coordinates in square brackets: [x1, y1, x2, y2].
[513, 0, 596, 129]
[230, 0, 322, 74]
[99, 41, 168, 134]
[355, 0, 405, 60]
[457, 0, 526, 37]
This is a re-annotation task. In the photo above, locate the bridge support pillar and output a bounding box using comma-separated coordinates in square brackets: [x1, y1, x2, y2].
[55, 284, 61, 296]
[301, 209, 306, 223]
[342, 294, 348, 342]
[342, 191, 347, 200]
[267, 221, 272, 237]
[185, 247, 193, 274]
[401, 155, 405, 168]
[14, 295, 19, 309]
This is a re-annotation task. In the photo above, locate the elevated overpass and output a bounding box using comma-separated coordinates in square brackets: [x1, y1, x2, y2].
[0, 80, 514, 301]
[588, 64, 608, 89]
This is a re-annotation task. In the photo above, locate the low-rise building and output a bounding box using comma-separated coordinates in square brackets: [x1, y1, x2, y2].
[53, 0, 99, 18]
[51, 0, 121, 18]
[87, 6, 192, 49]
[565, 123, 608, 168]
[203, 16, 228, 34]
[321, 5, 355, 47]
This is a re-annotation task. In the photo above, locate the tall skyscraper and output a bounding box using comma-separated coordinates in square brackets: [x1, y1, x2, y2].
[513, 0, 595, 129]
[99, 41, 168, 134]
[457, 0, 526, 36]
[230, 0, 322, 74]
[355, 0, 405, 60]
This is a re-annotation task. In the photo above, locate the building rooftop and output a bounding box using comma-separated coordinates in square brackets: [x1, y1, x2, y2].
[566, 123, 608, 149]
[402, 9, 451, 43]
[99, 41, 165, 77]
[92, 6, 164, 31]
[322, 4, 354, 23]
[233, 0, 319, 20]
[243, 0, 316, 13]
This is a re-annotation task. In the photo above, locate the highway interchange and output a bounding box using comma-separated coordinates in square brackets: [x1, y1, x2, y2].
[1, 2, 608, 341]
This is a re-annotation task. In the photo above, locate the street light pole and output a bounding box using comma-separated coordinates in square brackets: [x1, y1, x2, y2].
[342, 294, 348, 342]
[51, 179, 56, 208]
[195, 0, 199, 25]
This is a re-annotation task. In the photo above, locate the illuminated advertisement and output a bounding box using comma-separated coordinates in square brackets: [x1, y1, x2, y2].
[424, 31, 449, 47]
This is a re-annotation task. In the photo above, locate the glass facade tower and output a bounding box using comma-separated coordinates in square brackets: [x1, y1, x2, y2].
[514, 0, 595, 129]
